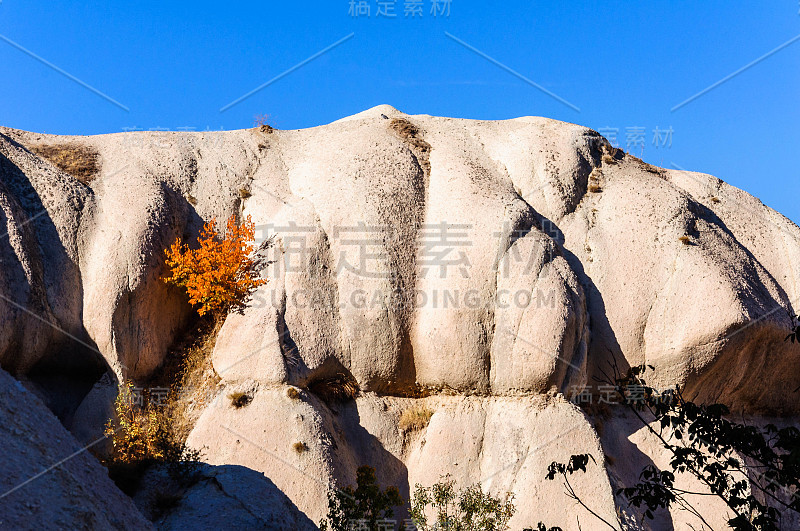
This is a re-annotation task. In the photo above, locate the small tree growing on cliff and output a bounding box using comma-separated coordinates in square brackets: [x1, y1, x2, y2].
[103, 381, 201, 494]
[105, 381, 165, 464]
[163, 214, 266, 318]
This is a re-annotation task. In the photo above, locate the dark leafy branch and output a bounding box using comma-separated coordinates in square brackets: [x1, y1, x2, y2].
[543, 454, 619, 530]
[541, 356, 800, 531]
[319, 466, 403, 531]
[786, 314, 800, 344]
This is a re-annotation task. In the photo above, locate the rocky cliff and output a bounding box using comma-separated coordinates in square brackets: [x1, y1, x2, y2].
[1, 105, 799, 529]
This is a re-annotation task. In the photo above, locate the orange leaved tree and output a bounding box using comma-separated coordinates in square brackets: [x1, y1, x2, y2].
[163, 214, 266, 318]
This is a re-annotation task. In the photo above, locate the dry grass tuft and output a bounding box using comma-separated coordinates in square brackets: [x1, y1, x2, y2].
[228, 391, 252, 408]
[391, 385, 432, 399]
[389, 117, 421, 139]
[307, 373, 360, 403]
[147, 316, 223, 443]
[710, 196, 721, 204]
[399, 404, 434, 432]
[293, 442, 308, 454]
[187, 195, 198, 206]
[601, 145, 624, 165]
[238, 188, 252, 199]
[389, 118, 431, 175]
[286, 386, 301, 400]
[254, 113, 272, 130]
[587, 168, 603, 194]
[30, 143, 100, 183]
[678, 235, 692, 245]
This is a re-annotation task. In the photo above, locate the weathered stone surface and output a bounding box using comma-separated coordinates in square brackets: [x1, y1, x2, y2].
[130, 464, 316, 530]
[2, 105, 800, 528]
[0, 367, 152, 530]
[187, 387, 617, 528]
[4, 106, 798, 404]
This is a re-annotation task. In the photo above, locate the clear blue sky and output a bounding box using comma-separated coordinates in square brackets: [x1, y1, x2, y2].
[1, 1, 798, 223]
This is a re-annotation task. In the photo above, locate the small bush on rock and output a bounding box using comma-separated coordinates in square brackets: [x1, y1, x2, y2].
[163, 214, 266, 318]
[105, 382, 168, 464]
[286, 386, 301, 399]
[104, 382, 201, 494]
[253, 113, 272, 129]
[307, 373, 360, 403]
[410, 476, 515, 531]
[292, 441, 308, 454]
[228, 391, 252, 408]
[320, 465, 403, 531]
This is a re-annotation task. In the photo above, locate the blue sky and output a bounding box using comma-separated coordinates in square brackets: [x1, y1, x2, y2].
[1, 1, 798, 223]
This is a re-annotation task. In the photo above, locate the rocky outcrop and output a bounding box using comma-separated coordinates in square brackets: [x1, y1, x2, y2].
[0, 134, 90, 375]
[0, 367, 152, 529]
[3, 106, 797, 404]
[186, 387, 617, 528]
[1, 105, 800, 528]
[127, 464, 316, 530]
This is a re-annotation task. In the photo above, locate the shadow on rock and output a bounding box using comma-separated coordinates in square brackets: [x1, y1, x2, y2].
[136, 463, 317, 531]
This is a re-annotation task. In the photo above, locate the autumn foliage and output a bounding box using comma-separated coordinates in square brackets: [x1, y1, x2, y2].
[103, 381, 202, 495]
[163, 215, 266, 317]
[105, 381, 168, 463]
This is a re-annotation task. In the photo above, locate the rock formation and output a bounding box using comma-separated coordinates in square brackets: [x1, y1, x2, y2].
[0, 367, 152, 529]
[1, 105, 799, 528]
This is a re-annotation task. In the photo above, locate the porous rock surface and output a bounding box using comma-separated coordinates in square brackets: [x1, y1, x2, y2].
[1, 105, 800, 528]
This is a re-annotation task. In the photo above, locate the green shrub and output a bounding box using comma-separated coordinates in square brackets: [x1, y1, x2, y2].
[410, 476, 515, 531]
[320, 466, 403, 531]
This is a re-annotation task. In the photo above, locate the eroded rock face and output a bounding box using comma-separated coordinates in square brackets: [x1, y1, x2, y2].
[0, 368, 151, 529]
[186, 387, 617, 529]
[2, 105, 800, 527]
[3, 106, 797, 403]
[0, 135, 88, 375]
